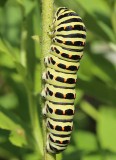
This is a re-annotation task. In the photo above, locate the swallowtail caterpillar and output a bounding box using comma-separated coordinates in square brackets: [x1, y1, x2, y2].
[41, 7, 86, 154]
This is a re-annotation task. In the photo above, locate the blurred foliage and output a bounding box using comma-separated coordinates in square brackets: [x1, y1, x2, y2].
[0, 0, 116, 160]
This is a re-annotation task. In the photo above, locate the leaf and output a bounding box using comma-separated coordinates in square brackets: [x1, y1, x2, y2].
[0, 108, 27, 147]
[23, 152, 42, 160]
[23, 0, 35, 17]
[77, 78, 116, 106]
[75, 0, 115, 42]
[0, 93, 18, 109]
[82, 154, 102, 160]
[75, 89, 84, 104]
[0, 39, 15, 68]
[9, 129, 27, 148]
[111, 1, 116, 35]
[73, 130, 98, 151]
[80, 101, 99, 121]
[75, 0, 110, 18]
[97, 106, 116, 152]
[105, 154, 116, 160]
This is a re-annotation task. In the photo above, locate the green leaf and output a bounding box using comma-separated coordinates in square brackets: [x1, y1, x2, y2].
[75, 0, 115, 42]
[24, 0, 35, 17]
[75, 0, 110, 18]
[0, 108, 27, 147]
[105, 154, 116, 160]
[111, 1, 116, 35]
[97, 106, 116, 152]
[23, 152, 42, 160]
[9, 129, 27, 148]
[14, 61, 27, 79]
[75, 89, 84, 104]
[82, 154, 102, 160]
[80, 101, 99, 121]
[0, 93, 18, 109]
[73, 130, 98, 151]
[0, 39, 15, 68]
[78, 78, 116, 106]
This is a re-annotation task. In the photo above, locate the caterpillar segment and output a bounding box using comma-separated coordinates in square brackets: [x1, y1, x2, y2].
[43, 101, 75, 120]
[52, 37, 85, 50]
[42, 68, 77, 88]
[48, 133, 71, 146]
[47, 140, 67, 153]
[50, 44, 83, 62]
[53, 10, 82, 28]
[47, 132, 71, 153]
[41, 83, 76, 103]
[44, 54, 80, 73]
[51, 23, 86, 37]
[42, 7, 86, 153]
[46, 118, 73, 135]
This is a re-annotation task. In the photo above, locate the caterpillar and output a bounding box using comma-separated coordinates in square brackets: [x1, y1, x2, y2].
[41, 7, 86, 154]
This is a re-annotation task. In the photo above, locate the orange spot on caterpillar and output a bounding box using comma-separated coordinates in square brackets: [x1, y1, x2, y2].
[64, 94, 66, 98]
[62, 127, 64, 131]
[54, 109, 56, 113]
[72, 25, 74, 28]
[63, 110, 65, 115]
[82, 41, 85, 45]
[60, 141, 63, 144]
[54, 126, 56, 129]
[64, 78, 67, 82]
[60, 52, 63, 55]
[63, 41, 65, 44]
[66, 65, 68, 69]
[72, 41, 75, 44]
[64, 26, 66, 30]
[69, 55, 72, 58]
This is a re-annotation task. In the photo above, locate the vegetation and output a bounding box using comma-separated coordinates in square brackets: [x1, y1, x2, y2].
[0, 0, 116, 160]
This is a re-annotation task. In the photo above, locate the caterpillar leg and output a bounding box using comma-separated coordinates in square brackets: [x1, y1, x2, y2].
[42, 106, 47, 117]
[42, 71, 46, 80]
[48, 31, 55, 38]
[41, 88, 46, 98]
[44, 56, 49, 65]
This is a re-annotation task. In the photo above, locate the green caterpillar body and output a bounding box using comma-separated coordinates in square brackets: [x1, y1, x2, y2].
[42, 7, 86, 153]
[42, 68, 77, 88]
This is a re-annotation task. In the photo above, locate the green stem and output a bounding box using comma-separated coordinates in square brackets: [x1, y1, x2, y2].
[20, 22, 27, 67]
[41, 0, 56, 160]
[27, 89, 43, 155]
[80, 101, 100, 121]
[20, 14, 43, 155]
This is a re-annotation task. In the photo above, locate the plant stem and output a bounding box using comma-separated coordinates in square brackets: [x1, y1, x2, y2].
[27, 89, 43, 155]
[80, 101, 100, 121]
[20, 21, 27, 67]
[20, 14, 43, 155]
[41, 0, 56, 160]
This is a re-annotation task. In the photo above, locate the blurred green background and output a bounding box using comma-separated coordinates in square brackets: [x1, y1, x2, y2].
[0, 0, 116, 160]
